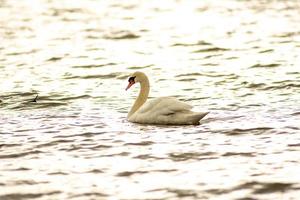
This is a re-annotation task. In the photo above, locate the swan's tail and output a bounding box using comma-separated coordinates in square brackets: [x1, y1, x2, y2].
[190, 112, 209, 125]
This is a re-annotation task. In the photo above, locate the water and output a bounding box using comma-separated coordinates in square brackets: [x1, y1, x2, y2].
[1, 0, 300, 199]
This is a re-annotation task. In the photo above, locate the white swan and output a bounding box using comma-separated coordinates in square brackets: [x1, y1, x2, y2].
[126, 71, 209, 125]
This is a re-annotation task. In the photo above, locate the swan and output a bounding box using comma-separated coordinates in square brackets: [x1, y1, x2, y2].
[126, 71, 209, 125]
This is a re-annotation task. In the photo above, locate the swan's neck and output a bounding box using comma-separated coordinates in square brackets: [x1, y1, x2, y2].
[128, 78, 150, 118]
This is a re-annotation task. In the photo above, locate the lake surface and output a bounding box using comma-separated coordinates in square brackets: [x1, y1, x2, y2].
[1, 0, 300, 199]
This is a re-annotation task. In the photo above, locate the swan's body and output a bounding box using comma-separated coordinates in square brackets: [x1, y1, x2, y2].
[126, 72, 208, 125]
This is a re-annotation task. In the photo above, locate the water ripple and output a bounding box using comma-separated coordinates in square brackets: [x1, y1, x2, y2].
[168, 152, 217, 162]
[192, 47, 229, 53]
[0, 150, 43, 159]
[1, 0, 300, 199]
[249, 63, 281, 68]
[104, 30, 140, 40]
[0, 192, 61, 200]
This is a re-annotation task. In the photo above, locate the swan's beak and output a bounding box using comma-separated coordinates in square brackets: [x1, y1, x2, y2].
[126, 76, 136, 90]
[126, 81, 135, 90]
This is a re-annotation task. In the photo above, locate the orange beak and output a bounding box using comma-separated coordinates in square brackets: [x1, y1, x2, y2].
[126, 81, 135, 90]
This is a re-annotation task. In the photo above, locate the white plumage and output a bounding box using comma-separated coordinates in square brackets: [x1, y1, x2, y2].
[126, 72, 208, 125]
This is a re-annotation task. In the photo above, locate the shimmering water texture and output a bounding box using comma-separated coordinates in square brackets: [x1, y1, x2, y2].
[1, 0, 300, 199]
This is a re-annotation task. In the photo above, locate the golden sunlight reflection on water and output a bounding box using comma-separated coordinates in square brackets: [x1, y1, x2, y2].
[1, 0, 300, 199]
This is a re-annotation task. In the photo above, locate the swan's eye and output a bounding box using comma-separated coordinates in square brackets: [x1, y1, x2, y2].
[128, 76, 135, 83]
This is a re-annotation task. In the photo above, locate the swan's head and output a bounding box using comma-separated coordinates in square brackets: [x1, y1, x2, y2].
[125, 71, 147, 90]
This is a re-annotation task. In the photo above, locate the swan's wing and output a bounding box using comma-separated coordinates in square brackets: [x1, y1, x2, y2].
[138, 97, 192, 115]
[129, 97, 207, 125]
